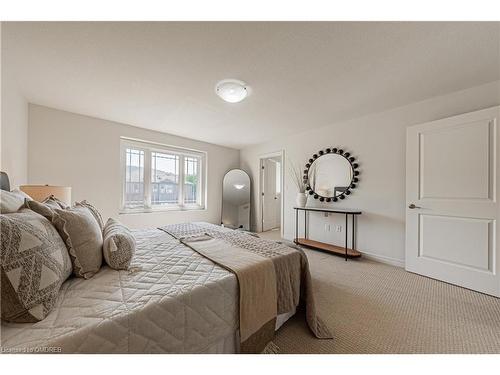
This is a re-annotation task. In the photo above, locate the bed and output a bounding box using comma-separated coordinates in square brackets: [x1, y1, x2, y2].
[2, 227, 235, 353]
[1, 221, 329, 353]
[1, 170, 329, 353]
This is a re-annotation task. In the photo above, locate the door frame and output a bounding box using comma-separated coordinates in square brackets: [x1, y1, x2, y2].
[259, 150, 285, 237]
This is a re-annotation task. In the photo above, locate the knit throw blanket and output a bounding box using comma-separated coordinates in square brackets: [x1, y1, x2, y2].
[159, 222, 332, 352]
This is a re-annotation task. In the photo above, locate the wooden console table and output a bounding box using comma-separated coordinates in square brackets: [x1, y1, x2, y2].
[293, 206, 362, 261]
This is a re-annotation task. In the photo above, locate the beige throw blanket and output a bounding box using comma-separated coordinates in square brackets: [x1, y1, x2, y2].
[161, 223, 333, 349]
[181, 235, 277, 353]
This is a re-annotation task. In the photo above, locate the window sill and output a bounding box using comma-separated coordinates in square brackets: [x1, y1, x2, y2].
[119, 206, 206, 215]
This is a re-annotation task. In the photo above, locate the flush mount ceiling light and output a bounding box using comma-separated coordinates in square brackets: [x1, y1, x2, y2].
[215, 79, 249, 103]
[234, 184, 245, 190]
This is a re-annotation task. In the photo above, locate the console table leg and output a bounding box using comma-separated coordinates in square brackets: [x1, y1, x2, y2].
[295, 208, 298, 243]
[304, 210, 307, 239]
[352, 214, 355, 251]
[345, 213, 348, 261]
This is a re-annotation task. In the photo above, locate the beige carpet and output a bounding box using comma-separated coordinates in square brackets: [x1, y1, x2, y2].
[258, 229, 282, 241]
[260, 239, 500, 353]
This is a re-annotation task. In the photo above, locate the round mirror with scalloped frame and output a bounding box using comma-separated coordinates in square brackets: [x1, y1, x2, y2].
[303, 148, 360, 202]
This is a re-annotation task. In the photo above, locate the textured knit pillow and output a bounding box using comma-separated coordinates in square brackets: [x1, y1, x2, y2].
[103, 218, 136, 270]
[25, 195, 69, 221]
[52, 206, 103, 279]
[44, 195, 69, 209]
[25, 199, 57, 221]
[75, 200, 104, 231]
[0, 189, 32, 214]
[0, 209, 72, 322]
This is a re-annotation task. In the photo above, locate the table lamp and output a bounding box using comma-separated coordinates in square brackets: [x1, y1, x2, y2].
[20, 185, 72, 206]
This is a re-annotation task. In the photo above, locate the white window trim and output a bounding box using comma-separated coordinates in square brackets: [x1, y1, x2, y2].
[120, 137, 207, 214]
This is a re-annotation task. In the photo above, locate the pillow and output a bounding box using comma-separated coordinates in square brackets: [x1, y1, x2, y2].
[44, 195, 69, 209]
[0, 189, 32, 214]
[25, 199, 57, 221]
[52, 206, 103, 279]
[75, 200, 104, 231]
[103, 218, 136, 270]
[25, 195, 71, 221]
[1, 209, 72, 323]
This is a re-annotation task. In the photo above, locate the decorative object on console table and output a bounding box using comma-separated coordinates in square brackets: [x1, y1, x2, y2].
[293, 206, 362, 261]
[288, 158, 307, 207]
[296, 193, 307, 208]
[20, 185, 72, 206]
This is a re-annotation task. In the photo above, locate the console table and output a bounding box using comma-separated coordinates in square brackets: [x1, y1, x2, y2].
[293, 206, 362, 261]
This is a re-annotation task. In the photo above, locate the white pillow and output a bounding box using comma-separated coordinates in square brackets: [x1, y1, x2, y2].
[0, 189, 33, 214]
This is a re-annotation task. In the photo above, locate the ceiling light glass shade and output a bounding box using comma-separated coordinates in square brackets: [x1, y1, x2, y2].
[234, 184, 245, 190]
[215, 79, 248, 103]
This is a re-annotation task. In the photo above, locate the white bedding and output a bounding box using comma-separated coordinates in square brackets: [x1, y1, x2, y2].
[0, 228, 295, 353]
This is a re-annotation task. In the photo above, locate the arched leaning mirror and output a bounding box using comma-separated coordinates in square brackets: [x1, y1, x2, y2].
[304, 147, 360, 202]
[221, 169, 251, 230]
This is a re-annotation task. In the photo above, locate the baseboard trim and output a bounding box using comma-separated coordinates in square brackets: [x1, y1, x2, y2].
[360, 250, 405, 268]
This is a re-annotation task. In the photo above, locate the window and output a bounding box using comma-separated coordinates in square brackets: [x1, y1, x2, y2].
[124, 148, 145, 208]
[121, 138, 206, 212]
[151, 151, 179, 206]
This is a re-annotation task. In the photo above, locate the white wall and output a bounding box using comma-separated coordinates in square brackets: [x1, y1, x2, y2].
[240, 81, 500, 266]
[28, 105, 240, 229]
[1, 24, 28, 187]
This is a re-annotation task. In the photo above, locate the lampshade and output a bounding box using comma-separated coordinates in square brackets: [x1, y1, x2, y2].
[20, 185, 72, 206]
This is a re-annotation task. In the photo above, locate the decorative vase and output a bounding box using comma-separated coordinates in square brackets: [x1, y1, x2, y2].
[296, 192, 307, 208]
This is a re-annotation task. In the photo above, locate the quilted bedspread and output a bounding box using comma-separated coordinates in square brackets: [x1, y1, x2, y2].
[0, 228, 240, 353]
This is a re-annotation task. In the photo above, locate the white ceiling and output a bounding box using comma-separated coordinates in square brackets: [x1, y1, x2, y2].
[3, 22, 499, 149]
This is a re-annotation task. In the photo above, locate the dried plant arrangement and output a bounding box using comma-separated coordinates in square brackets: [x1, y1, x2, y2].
[288, 158, 306, 193]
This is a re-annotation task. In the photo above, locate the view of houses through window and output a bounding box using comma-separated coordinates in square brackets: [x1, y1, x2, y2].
[122, 139, 205, 211]
[124, 148, 145, 208]
[184, 156, 199, 204]
[151, 151, 180, 206]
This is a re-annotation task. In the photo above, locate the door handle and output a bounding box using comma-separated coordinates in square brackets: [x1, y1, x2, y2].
[408, 203, 421, 209]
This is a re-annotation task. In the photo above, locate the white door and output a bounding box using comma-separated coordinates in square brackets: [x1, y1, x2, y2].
[406, 106, 500, 297]
[262, 158, 278, 231]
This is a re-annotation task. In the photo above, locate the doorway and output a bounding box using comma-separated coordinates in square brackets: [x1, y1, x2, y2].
[260, 152, 283, 239]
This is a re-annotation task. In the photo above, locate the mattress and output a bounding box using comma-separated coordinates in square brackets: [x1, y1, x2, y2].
[0, 227, 296, 353]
